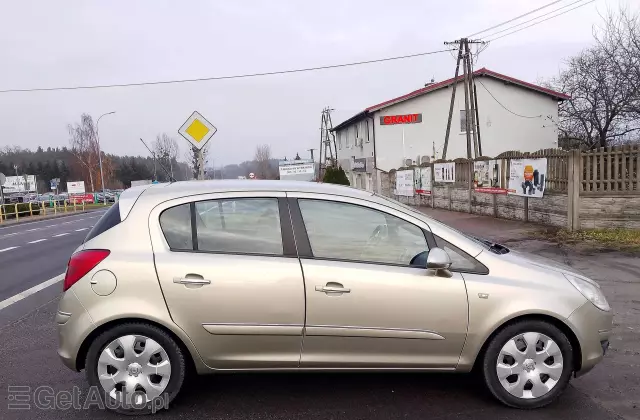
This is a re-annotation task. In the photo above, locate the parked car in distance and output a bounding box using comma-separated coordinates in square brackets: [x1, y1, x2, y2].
[57, 181, 612, 414]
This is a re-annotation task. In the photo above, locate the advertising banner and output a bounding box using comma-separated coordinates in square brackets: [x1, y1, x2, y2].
[414, 167, 432, 195]
[508, 158, 547, 198]
[395, 170, 414, 196]
[67, 181, 86, 194]
[473, 160, 507, 194]
[434, 162, 455, 183]
[278, 160, 315, 181]
[2, 175, 37, 193]
[352, 158, 367, 172]
[69, 193, 95, 204]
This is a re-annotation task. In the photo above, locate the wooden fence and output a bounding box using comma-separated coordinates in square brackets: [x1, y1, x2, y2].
[580, 144, 640, 194]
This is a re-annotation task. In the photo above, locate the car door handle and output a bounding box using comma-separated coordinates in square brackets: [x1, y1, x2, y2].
[315, 283, 350, 294]
[173, 275, 211, 285]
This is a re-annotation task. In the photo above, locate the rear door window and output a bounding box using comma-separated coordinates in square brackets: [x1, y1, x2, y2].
[84, 202, 121, 243]
[195, 198, 283, 255]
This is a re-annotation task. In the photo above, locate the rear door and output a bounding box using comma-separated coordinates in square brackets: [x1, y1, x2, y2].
[149, 191, 305, 369]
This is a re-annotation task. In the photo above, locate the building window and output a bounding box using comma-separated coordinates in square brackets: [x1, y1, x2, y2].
[337, 131, 342, 150]
[365, 119, 370, 142]
[460, 110, 475, 133]
[346, 127, 351, 148]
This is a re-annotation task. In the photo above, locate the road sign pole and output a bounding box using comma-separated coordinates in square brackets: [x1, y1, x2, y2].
[198, 149, 205, 180]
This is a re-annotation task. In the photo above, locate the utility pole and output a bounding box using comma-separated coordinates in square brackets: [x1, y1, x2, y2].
[318, 107, 338, 178]
[96, 111, 116, 203]
[308, 148, 316, 161]
[442, 38, 486, 159]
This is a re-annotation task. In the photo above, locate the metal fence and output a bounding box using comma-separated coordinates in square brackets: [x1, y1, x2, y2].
[0, 200, 87, 223]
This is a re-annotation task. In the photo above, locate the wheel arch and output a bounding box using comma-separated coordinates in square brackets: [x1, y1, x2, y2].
[75, 317, 203, 373]
[470, 313, 583, 372]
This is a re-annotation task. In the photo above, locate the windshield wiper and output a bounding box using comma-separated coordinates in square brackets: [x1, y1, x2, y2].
[488, 242, 510, 254]
[470, 235, 510, 254]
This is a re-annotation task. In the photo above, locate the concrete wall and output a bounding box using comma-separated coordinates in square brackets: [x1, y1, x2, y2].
[374, 148, 640, 231]
[383, 168, 570, 229]
[579, 195, 640, 230]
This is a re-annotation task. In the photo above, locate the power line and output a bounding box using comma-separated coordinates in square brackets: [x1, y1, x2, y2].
[466, 0, 565, 38]
[485, 0, 597, 42]
[477, 79, 542, 119]
[0, 48, 454, 94]
[480, 0, 589, 40]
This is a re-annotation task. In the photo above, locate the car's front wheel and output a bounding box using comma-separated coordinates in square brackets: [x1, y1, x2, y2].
[481, 320, 574, 409]
[85, 322, 186, 415]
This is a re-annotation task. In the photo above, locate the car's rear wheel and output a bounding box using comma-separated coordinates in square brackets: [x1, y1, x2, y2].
[85, 322, 186, 415]
[481, 320, 574, 409]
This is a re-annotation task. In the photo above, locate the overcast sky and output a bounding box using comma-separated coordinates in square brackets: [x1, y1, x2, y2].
[0, 0, 633, 166]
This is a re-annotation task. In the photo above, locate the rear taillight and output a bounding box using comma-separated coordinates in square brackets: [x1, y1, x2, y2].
[63, 250, 111, 291]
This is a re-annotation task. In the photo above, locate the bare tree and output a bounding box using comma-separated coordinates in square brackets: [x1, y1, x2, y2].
[68, 113, 99, 191]
[254, 144, 273, 179]
[153, 133, 180, 179]
[594, 8, 640, 122]
[548, 8, 640, 148]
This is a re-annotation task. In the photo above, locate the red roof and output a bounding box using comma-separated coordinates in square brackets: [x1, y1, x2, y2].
[365, 67, 570, 112]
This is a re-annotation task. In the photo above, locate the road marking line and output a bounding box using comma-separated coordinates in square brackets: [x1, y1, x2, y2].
[0, 246, 19, 253]
[75, 228, 89, 232]
[27, 239, 47, 244]
[52, 233, 70, 237]
[0, 273, 64, 311]
[0, 232, 21, 239]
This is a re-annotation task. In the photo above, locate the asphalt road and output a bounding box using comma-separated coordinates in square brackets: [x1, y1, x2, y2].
[0, 208, 636, 420]
[0, 210, 106, 301]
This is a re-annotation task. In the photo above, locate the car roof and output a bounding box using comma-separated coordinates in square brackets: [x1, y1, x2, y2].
[117, 180, 378, 220]
[146, 180, 375, 200]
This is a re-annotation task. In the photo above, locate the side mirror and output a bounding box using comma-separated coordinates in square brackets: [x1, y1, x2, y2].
[427, 248, 452, 270]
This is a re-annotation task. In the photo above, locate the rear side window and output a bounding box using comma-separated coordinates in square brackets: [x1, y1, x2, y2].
[159, 203, 192, 250]
[84, 202, 121, 243]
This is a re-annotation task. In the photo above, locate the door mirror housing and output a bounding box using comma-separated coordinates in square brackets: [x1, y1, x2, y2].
[426, 248, 452, 270]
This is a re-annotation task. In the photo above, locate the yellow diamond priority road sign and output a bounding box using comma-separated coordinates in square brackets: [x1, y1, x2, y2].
[178, 111, 217, 150]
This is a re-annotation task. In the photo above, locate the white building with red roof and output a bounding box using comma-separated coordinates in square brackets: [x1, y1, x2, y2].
[331, 68, 569, 192]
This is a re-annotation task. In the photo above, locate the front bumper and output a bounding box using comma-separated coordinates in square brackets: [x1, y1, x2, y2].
[57, 290, 95, 371]
[567, 301, 613, 377]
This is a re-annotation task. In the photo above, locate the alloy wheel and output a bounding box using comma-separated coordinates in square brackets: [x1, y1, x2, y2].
[496, 332, 564, 399]
[97, 334, 171, 405]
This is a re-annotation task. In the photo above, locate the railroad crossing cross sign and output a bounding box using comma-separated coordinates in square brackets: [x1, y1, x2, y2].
[178, 111, 217, 150]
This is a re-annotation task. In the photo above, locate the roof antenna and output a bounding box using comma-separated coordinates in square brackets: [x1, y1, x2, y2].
[139, 138, 176, 183]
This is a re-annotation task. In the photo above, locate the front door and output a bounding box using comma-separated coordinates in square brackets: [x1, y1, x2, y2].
[150, 192, 305, 369]
[291, 195, 469, 369]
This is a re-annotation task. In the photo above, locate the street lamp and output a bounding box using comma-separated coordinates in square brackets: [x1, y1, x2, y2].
[96, 111, 116, 205]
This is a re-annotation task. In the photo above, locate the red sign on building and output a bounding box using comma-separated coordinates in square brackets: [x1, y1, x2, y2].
[380, 114, 422, 125]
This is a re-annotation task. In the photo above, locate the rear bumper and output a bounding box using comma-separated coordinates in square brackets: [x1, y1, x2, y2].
[567, 301, 613, 377]
[57, 290, 95, 371]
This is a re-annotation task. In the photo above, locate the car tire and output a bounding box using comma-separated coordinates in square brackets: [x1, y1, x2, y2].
[481, 320, 574, 409]
[85, 322, 186, 415]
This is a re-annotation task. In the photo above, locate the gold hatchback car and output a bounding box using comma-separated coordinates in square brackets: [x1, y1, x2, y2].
[57, 181, 612, 414]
